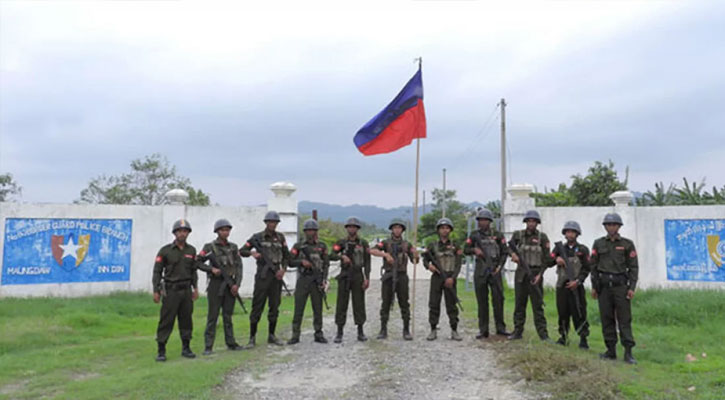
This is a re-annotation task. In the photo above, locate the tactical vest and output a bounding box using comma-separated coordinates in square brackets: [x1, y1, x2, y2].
[300, 242, 324, 273]
[386, 240, 409, 271]
[519, 230, 543, 267]
[345, 240, 365, 269]
[211, 242, 239, 279]
[432, 242, 457, 273]
[259, 233, 284, 264]
[556, 246, 582, 288]
[478, 233, 500, 260]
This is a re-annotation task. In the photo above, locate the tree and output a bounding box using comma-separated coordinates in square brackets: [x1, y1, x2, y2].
[530, 160, 628, 206]
[637, 178, 725, 206]
[77, 153, 211, 205]
[638, 182, 676, 206]
[0, 173, 22, 202]
[417, 189, 471, 246]
[674, 177, 707, 205]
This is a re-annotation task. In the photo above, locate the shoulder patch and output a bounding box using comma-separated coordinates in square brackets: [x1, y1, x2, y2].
[457, 249, 463, 255]
[629, 250, 637, 258]
[333, 244, 341, 252]
[155, 256, 163, 263]
[199, 250, 206, 256]
[466, 238, 472, 244]
[291, 248, 298, 256]
[377, 242, 384, 249]
[501, 237, 506, 244]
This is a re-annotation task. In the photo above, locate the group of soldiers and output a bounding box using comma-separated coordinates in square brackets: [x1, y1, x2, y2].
[151, 208, 639, 365]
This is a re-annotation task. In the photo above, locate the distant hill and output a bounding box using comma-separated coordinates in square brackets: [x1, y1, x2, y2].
[299, 200, 487, 229]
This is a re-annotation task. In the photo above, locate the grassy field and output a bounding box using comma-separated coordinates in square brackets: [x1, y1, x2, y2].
[2, 279, 723, 399]
[455, 279, 725, 399]
[0, 284, 336, 400]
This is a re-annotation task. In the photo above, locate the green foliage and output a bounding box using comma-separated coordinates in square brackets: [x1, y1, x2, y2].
[297, 215, 386, 248]
[637, 178, 725, 206]
[417, 188, 471, 246]
[0, 172, 22, 202]
[530, 160, 628, 207]
[76, 153, 211, 206]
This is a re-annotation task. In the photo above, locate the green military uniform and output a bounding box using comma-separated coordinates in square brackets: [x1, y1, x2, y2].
[288, 238, 329, 342]
[329, 237, 371, 332]
[376, 237, 417, 336]
[152, 241, 199, 350]
[509, 229, 553, 339]
[422, 239, 462, 332]
[198, 239, 242, 350]
[551, 241, 590, 343]
[590, 234, 638, 356]
[464, 228, 509, 335]
[239, 229, 290, 343]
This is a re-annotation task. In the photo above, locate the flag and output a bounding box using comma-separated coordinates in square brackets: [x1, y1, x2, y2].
[354, 67, 426, 155]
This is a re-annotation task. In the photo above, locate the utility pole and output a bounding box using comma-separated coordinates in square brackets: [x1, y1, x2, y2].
[422, 190, 426, 215]
[500, 98, 506, 232]
[442, 168, 447, 218]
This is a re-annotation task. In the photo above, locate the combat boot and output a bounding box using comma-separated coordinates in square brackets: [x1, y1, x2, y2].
[203, 346, 213, 355]
[451, 330, 462, 341]
[599, 344, 617, 360]
[357, 325, 368, 342]
[556, 336, 567, 346]
[314, 331, 328, 344]
[624, 347, 637, 365]
[507, 331, 523, 340]
[155, 342, 167, 362]
[334, 325, 344, 343]
[476, 331, 489, 339]
[426, 326, 437, 341]
[402, 320, 413, 341]
[246, 323, 258, 348]
[579, 336, 589, 350]
[377, 322, 388, 340]
[287, 336, 300, 345]
[268, 321, 283, 346]
[181, 340, 196, 358]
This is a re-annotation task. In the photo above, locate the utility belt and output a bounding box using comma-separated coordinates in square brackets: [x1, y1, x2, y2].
[597, 272, 627, 288]
[164, 280, 191, 291]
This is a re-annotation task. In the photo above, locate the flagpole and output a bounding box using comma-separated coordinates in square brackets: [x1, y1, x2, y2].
[411, 57, 422, 336]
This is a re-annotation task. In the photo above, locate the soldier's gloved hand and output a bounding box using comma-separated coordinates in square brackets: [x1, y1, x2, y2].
[153, 292, 161, 303]
[341, 255, 352, 265]
[231, 285, 239, 296]
[363, 279, 370, 290]
[591, 289, 598, 299]
[626, 289, 635, 300]
[384, 254, 394, 263]
[301, 259, 313, 269]
[444, 277, 454, 288]
[565, 280, 579, 290]
[192, 288, 199, 301]
[211, 267, 222, 276]
[251, 251, 261, 260]
[473, 247, 484, 257]
[511, 253, 520, 264]
[275, 269, 285, 280]
[556, 257, 566, 267]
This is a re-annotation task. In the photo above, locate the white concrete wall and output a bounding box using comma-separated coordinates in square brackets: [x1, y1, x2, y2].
[0, 183, 298, 298]
[500, 185, 725, 290]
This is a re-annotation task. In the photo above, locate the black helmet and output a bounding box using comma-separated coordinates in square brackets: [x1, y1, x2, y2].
[561, 220, 582, 235]
[602, 213, 623, 226]
[264, 210, 281, 222]
[436, 217, 454, 231]
[214, 218, 232, 232]
[172, 219, 192, 233]
[523, 210, 541, 223]
[302, 219, 319, 231]
[476, 208, 494, 221]
[388, 218, 407, 231]
[344, 216, 362, 228]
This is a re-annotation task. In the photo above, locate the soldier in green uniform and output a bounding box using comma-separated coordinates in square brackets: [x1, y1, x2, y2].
[197, 219, 243, 354]
[508, 210, 553, 341]
[329, 216, 371, 343]
[550, 221, 591, 349]
[590, 213, 638, 364]
[369, 218, 419, 340]
[239, 211, 290, 347]
[152, 219, 199, 361]
[463, 208, 511, 339]
[422, 218, 463, 341]
[287, 219, 330, 344]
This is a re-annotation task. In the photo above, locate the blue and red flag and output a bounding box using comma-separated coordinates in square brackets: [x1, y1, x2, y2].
[354, 67, 426, 156]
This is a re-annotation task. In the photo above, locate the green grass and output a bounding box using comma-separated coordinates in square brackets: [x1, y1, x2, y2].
[0, 284, 337, 400]
[455, 280, 725, 399]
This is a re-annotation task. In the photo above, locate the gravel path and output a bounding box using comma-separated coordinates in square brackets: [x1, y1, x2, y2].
[222, 279, 535, 400]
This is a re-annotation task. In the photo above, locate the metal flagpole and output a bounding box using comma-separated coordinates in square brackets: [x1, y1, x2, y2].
[411, 57, 422, 336]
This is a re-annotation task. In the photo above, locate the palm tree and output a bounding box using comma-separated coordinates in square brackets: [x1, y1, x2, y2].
[641, 182, 676, 206]
[674, 178, 707, 205]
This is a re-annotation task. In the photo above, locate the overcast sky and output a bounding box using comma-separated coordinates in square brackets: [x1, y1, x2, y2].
[1, 0, 723, 208]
